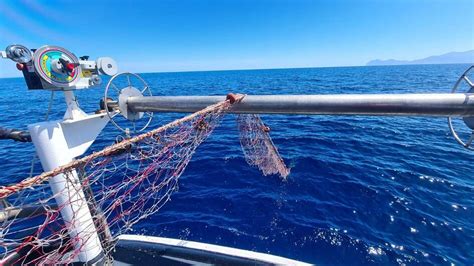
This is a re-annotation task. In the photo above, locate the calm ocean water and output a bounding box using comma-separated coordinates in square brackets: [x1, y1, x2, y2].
[0, 64, 473, 265]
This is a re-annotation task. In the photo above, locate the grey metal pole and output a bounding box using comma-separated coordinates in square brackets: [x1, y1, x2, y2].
[127, 94, 474, 117]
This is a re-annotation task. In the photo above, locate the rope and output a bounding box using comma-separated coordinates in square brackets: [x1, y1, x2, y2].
[0, 92, 292, 265]
[0, 94, 244, 199]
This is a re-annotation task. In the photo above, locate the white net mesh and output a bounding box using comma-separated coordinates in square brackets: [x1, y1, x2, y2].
[237, 114, 290, 179]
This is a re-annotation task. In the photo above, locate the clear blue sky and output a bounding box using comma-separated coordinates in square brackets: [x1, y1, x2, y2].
[0, 0, 473, 77]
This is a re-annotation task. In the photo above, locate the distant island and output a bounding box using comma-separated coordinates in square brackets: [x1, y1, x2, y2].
[366, 50, 474, 66]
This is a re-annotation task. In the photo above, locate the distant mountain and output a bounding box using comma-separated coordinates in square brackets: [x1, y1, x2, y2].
[367, 50, 474, 66]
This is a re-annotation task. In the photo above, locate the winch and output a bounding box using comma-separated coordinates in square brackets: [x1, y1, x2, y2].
[1, 44, 117, 90]
[1, 44, 153, 135]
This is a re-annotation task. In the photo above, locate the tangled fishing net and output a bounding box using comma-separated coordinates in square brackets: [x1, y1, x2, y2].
[0, 94, 289, 264]
[238, 114, 290, 178]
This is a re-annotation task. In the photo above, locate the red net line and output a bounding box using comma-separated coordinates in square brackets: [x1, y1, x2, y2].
[0, 94, 289, 264]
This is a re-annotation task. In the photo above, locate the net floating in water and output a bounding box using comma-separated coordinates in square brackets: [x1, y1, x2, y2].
[0, 94, 290, 264]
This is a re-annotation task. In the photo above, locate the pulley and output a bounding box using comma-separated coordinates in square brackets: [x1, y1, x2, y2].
[448, 65, 474, 150]
[5, 44, 32, 63]
[104, 72, 153, 134]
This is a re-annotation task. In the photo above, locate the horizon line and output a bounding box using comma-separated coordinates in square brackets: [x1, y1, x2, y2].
[0, 62, 472, 79]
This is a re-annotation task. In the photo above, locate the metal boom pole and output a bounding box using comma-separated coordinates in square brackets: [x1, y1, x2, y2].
[127, 93, 474, 117]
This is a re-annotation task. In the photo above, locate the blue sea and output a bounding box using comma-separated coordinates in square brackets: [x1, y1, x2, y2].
[0, 64, 473, 265]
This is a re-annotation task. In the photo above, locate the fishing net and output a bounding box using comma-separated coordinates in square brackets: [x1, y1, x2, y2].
[237, 114, 290, 179]
[0, 94, 289, 264]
